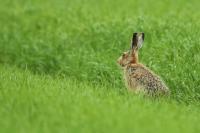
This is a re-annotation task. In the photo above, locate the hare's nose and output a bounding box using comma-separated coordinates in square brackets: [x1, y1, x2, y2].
[117, 59, 124, 67]
[117, 58, 121, 64]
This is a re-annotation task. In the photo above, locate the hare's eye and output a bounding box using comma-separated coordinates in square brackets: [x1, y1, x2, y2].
[122, 53, 126, 57]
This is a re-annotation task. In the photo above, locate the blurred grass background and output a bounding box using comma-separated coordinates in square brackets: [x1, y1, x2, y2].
[0, 0, 200, 132]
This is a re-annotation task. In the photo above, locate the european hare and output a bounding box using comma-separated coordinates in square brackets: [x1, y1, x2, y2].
[117, 32, 169, 96]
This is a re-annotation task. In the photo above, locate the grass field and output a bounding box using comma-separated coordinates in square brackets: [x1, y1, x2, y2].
[0, 0, 200, 132]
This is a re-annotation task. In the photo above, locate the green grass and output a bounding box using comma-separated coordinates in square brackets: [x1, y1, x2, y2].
[0, 0, 200, 132]
[0, 66, 200, 133]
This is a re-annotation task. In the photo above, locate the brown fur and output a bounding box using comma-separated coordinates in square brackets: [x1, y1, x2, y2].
[117, 33, 169, 96]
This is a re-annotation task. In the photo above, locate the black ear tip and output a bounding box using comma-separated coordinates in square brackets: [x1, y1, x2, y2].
[132, 32, 145, 39]
[132, 32, 137, 38]
[132, 32, 144, 35]
[142, 32, 145, 40]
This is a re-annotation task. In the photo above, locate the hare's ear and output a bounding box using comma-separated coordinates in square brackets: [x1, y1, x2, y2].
[131, 32, 144, 50]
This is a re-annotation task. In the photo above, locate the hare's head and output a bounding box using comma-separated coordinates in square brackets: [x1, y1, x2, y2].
[117, 32, 144, 67]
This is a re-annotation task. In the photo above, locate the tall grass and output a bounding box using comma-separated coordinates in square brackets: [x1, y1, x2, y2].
[0, 0, 200, 132]
[0, 0, 200, 102]
[0, 66, 200, 133]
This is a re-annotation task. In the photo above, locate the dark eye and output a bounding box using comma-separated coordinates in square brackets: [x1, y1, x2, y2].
[122, 53, 125, 57]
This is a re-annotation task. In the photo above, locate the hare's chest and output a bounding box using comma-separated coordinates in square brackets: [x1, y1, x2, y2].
[124, 68, 142, 91]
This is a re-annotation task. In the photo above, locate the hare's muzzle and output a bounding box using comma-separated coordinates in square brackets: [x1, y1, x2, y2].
[117, 57, 124, 67]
